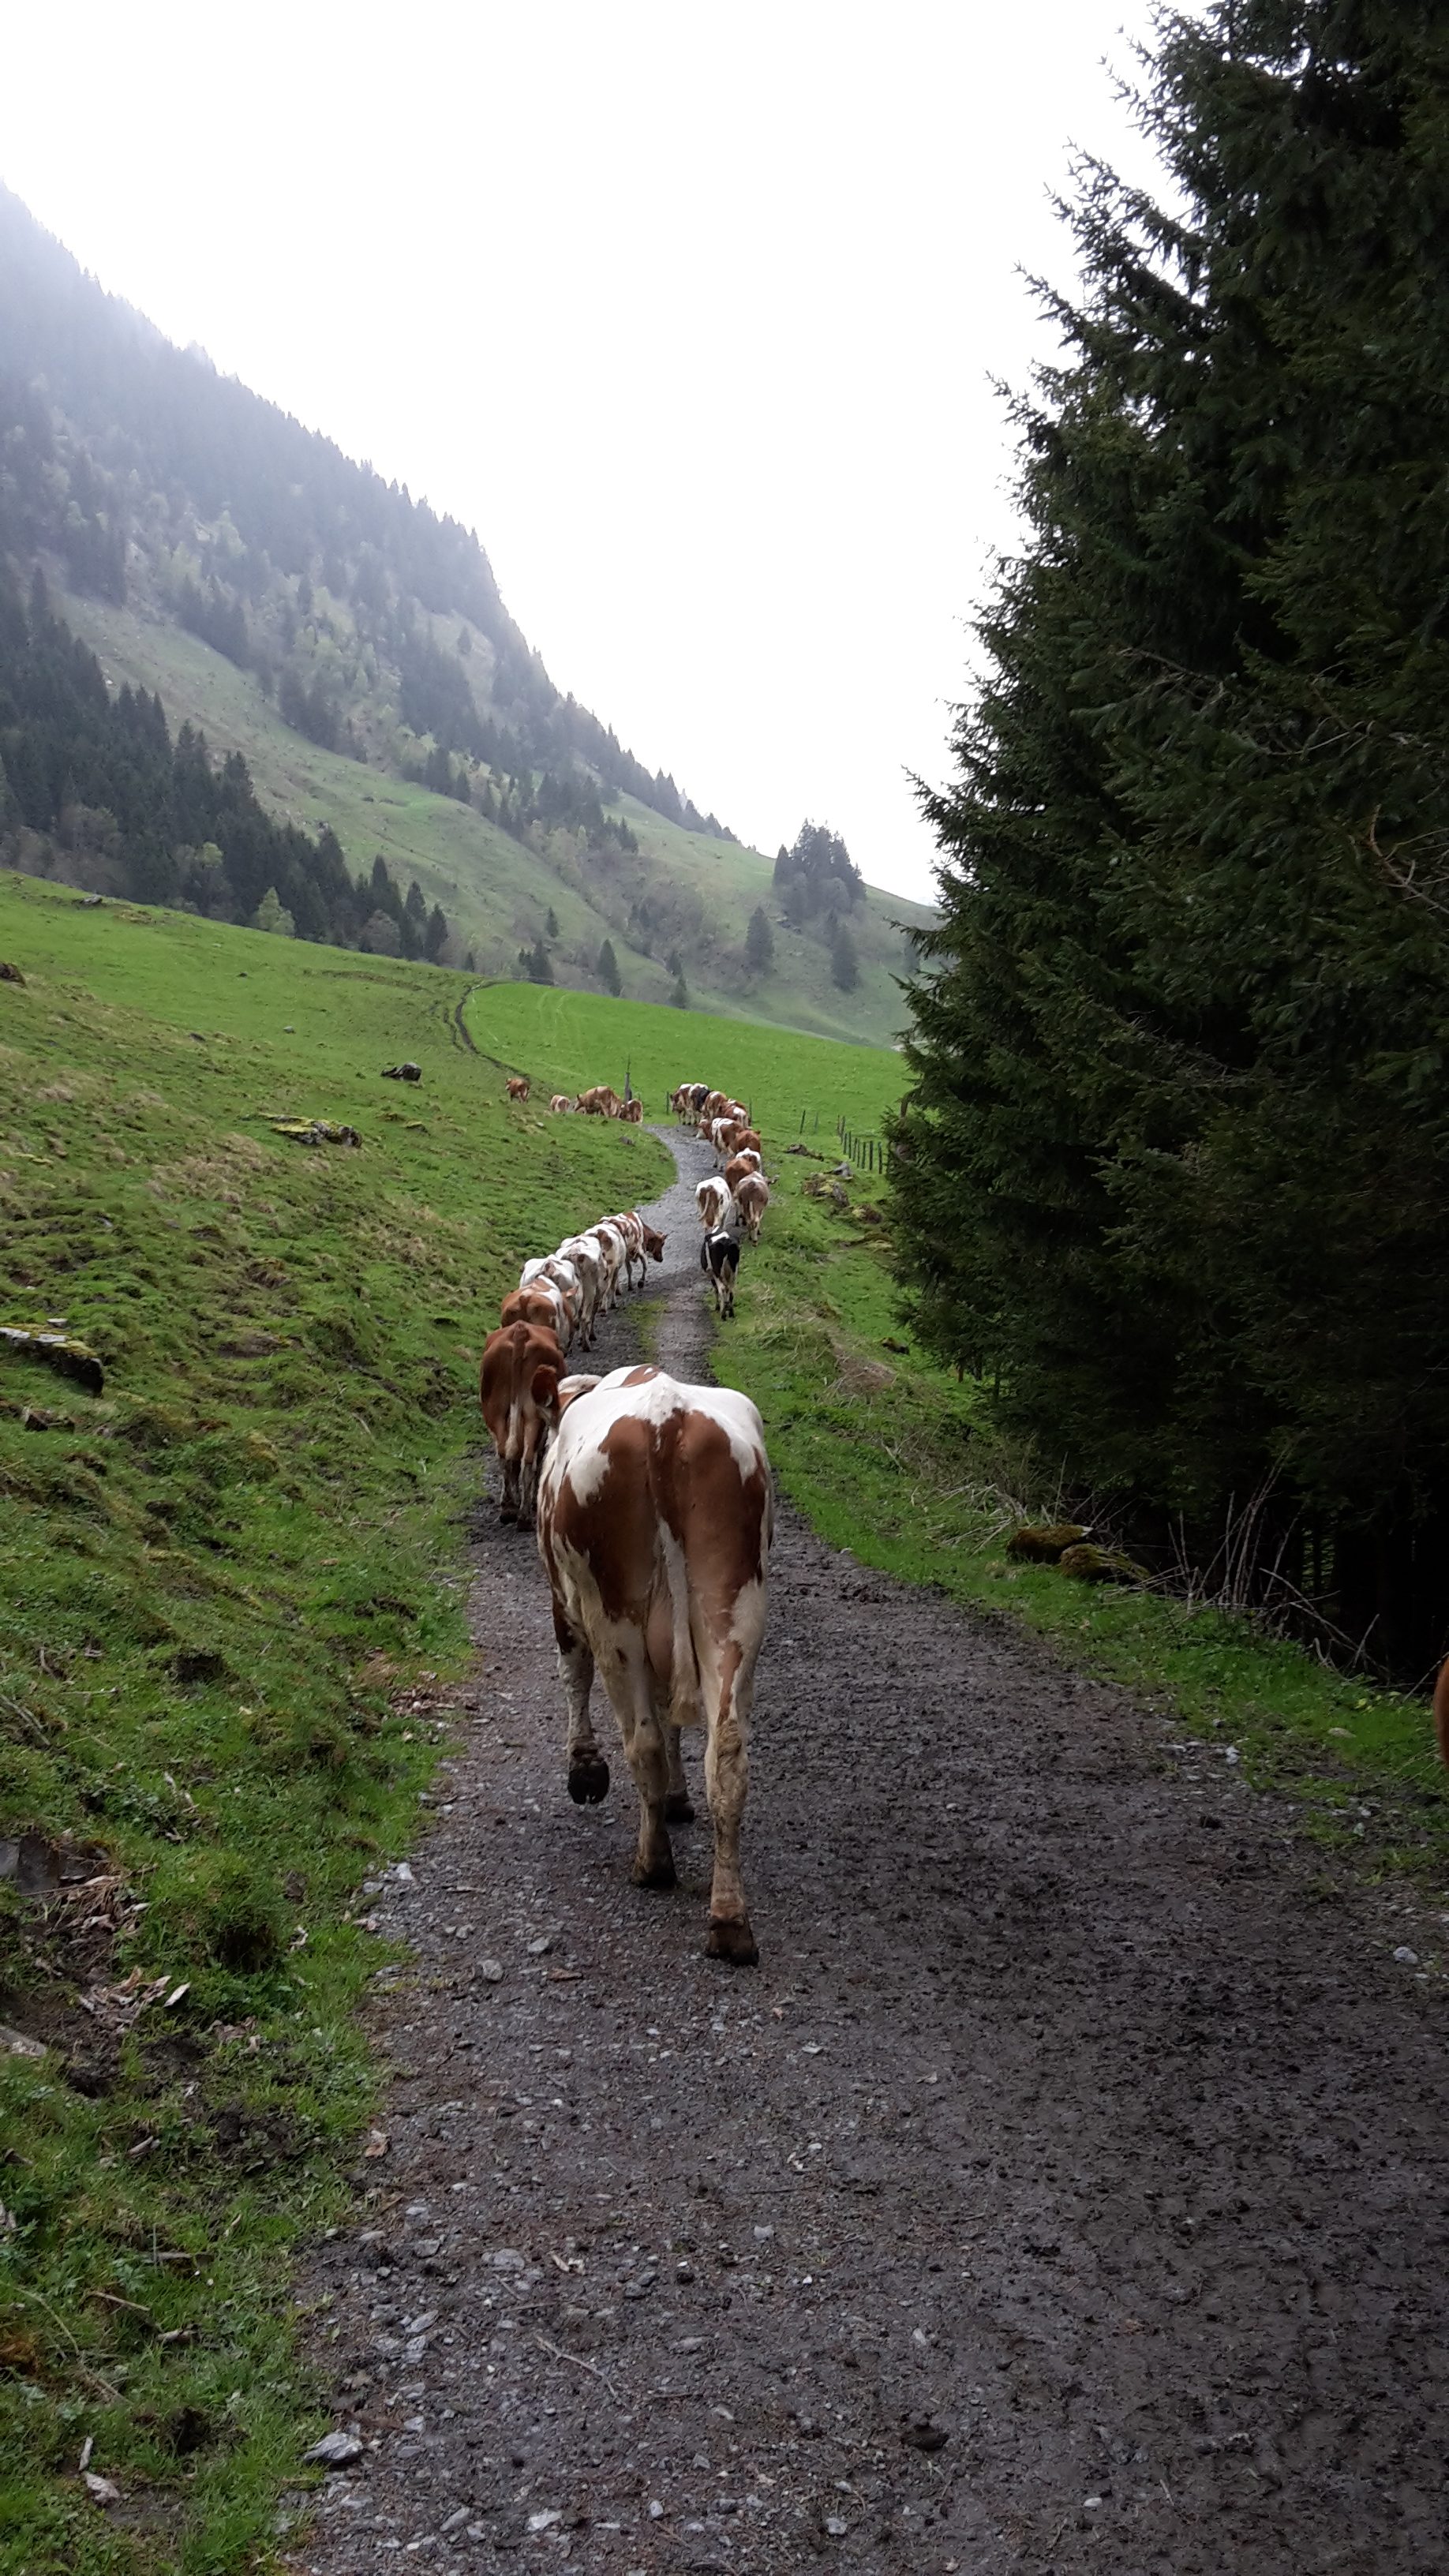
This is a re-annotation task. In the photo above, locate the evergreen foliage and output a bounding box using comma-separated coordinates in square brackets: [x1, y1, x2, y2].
[597, 937, 622, 995]
[774, 819, 863, 920]
[893, 0, 1449, 1676]
[746, 904, 775, 975]
[829, 918, 859, 991]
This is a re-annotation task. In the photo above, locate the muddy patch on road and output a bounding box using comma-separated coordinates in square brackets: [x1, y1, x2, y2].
[298, 1136, 1448, 2575]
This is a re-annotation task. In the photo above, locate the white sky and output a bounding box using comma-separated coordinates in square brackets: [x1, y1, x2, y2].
[0, 1, 1176, 902]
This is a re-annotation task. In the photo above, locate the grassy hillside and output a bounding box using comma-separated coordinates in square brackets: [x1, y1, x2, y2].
[465, 979, 904, 1138]
[55, 586, 928, 1047]
[0, 874, 675, 2574]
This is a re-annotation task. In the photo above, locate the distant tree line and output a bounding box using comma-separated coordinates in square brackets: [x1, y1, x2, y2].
[0, 568, 450, 958]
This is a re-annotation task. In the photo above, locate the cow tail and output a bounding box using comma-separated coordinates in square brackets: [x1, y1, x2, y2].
[662, 1528, 702, 1728]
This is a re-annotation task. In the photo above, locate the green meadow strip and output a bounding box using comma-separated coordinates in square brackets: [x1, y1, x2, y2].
[0, 878, 670, 2573]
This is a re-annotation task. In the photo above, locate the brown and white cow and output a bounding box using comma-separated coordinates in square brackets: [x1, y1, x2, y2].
[522, 1255, 586, 1346]
[696, 1174, 732, 1231]
[722, 1152, 760, 1201]
[549, 1093, 575, 1115]
[506, 1075, 530, 1103]
[619, 1097, 643, 1124]
[534, 1363, 773, 1963]
[480, 1319, 563, 1524]
[575, 1084, 622, 1118]
[735, 1172, 769, 1245]
[500, 1281, 572, 1351]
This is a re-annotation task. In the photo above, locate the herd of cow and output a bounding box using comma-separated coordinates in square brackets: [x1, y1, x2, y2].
[670, 1078, 772, 1320]
[474, 1076, 777, 1962]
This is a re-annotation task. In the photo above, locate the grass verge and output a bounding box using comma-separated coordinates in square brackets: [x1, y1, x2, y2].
[710, 1149, 1449, 1913]
[0, 874, 669, 2572]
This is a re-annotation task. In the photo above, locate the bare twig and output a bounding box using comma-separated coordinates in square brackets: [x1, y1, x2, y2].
[534, 2331, 623, 2403]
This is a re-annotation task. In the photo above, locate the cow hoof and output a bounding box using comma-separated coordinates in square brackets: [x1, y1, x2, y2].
[567, 1756, 610, 1806]
[632, 1855, 677, 1889]
[706, 1915, 758, 1967]
[664, 1792, 695, 1824]
[498, 1504, 518, 1525]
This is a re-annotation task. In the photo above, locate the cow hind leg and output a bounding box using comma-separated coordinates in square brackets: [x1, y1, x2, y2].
[556, 1613, 609, 1804]
[702, 1688, 756, 1965]
[664, 1722, 695, 1824]
[607, 1654, 676, 1886]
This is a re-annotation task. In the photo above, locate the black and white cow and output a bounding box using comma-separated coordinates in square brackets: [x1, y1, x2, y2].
[700, 1226, 740, 1320]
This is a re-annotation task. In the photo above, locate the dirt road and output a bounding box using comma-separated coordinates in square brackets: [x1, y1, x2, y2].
[299, 1133, 1449, 2574]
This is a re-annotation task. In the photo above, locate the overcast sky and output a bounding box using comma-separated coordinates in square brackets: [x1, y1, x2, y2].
[0, 1, 1177, 901]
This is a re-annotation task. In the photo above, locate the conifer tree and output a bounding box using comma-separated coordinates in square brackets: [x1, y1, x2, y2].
[597, 938, 622, 995]
[746, 905, 774, 975]
[894, 0, 1449, 1672]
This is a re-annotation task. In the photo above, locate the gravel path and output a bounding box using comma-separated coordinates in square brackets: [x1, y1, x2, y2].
[298, 1129, 1449, 2575]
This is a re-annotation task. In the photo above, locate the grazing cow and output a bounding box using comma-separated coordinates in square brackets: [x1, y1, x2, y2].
[696, 1174, 732, 1231]
[506, 1074, 530, 1103]
[549, 1093, 575, 1114]
[700, 1226, 739, 1319]
[575, 1084, 623, 1118]
[500, 1282, 571, 1351]
[735, 1173, 769, 1245]
[480, 1320, 564, 1524]
[620, 1097, 643, 1125]
[534, 1363, 773, 1962]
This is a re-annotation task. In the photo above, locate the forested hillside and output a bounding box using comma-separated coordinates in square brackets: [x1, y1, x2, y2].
[895, 0, 1449, 1682]
[0, 185, 929, 1039]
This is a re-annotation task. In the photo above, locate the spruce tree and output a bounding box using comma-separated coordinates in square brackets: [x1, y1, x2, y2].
[894, 0, 1449, 1672]
[746, 905, 774, 975]
[597, 938, 622, 995]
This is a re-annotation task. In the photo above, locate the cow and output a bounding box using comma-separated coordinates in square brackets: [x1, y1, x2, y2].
[534, 1362, 773, 1963]
[480, 1319, 564, 1525]
[506, 1075, 530, 1103]
[605, 1209, 645, 1284]
[522, 1255, 585, 1346]
[620, 1097, 643, 1124]
[700, 1226, 739, 1319]
[732, 1127, 762, 1160]
[549, 1093, 575, 1115]
[590, 1221, 630, 1310]
[709, 1118, 738, 1159]
[576, 1084, 622, 1118]
[735, 1173, 769, 1245]
[687, 1083, 712, 1125]
[722, 1152, 758, 1202]
[696, 1174, 732, 1232]
[556, 1237, 607, 1344]
[500, 1282, 571, 1351]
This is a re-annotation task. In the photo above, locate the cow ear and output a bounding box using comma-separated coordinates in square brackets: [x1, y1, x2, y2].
[555, 1372, 601, 1413]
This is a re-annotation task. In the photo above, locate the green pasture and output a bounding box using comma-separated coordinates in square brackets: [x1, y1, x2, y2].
[710, 1154, 1449, 1915]
[466, 979, 904, 1143]
[0, 874, 668, 2573]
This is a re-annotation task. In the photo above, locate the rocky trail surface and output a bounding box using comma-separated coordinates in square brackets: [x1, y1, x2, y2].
[297, 1133, 1448, 2576]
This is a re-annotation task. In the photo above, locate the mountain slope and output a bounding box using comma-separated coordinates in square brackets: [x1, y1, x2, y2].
[0, 184, 931, 1043]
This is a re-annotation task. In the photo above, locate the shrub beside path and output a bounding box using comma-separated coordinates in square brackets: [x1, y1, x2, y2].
[296, 1133, 1448, 2575]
